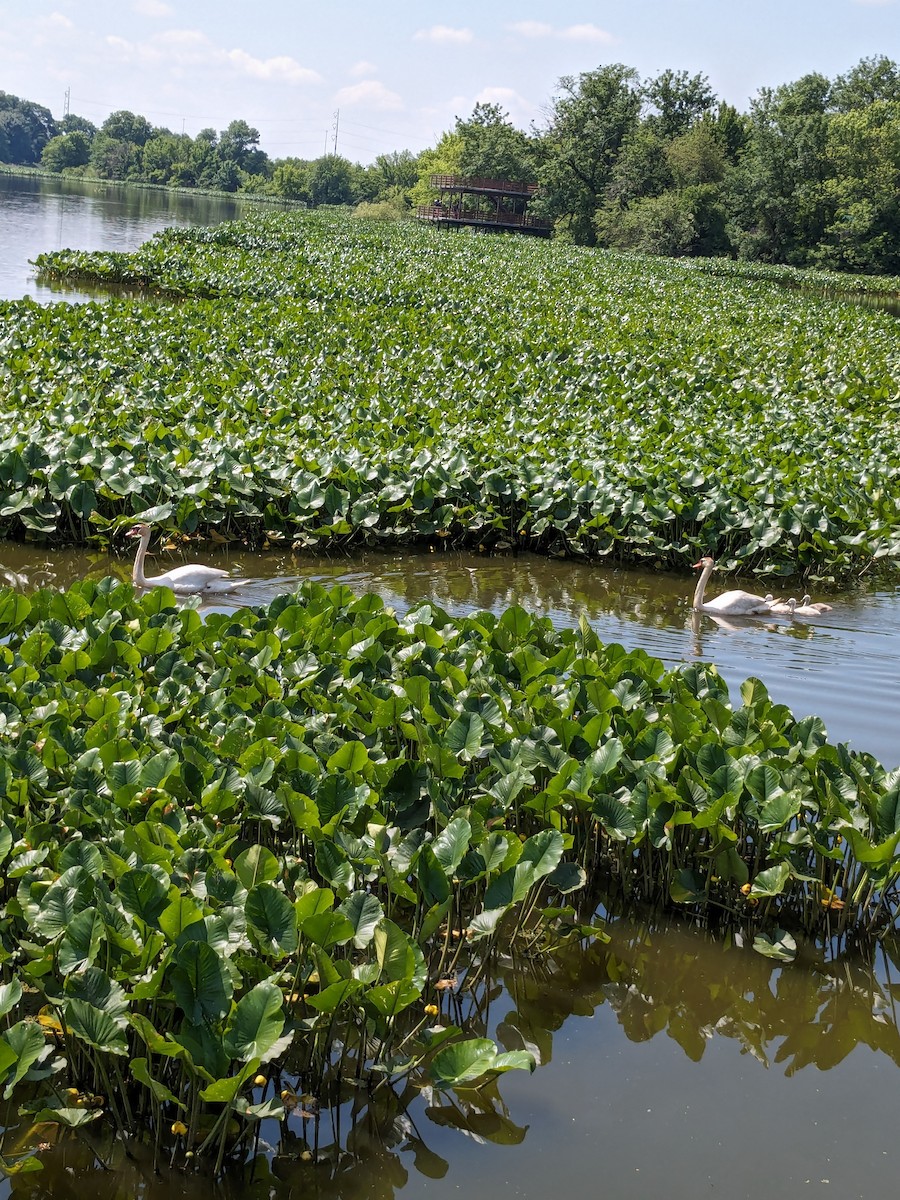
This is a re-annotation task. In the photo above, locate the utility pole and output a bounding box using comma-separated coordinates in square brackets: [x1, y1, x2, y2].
[332, 109, 339, 156]
[323, 128, 329, 156]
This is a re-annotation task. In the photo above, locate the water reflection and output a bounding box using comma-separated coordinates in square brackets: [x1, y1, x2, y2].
[6, 910, 900, 1200]
[2, 539, 898, 767]
[0, 173, 251, 303]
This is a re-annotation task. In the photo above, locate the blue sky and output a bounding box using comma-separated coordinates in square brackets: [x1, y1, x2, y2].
[1, 1, 897, 162]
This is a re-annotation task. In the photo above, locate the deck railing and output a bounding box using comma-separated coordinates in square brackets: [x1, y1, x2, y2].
[416, 205, 552, 231]
[429, 174, 539, 197]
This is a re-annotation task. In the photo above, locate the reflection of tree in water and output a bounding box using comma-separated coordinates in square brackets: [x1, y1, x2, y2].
[10, 916, 900, 1199]
[492, 912, 900, 1075]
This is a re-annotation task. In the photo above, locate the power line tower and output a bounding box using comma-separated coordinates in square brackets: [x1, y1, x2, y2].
[64, 87, 70, 119]
[332, 109, 340, 156]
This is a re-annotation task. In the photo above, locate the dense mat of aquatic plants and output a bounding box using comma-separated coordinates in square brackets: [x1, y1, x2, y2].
[3, 211, 900, 578]
[1, 580, 899, 1170]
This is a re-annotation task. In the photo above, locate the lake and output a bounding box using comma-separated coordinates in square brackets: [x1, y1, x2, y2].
[1, 173, 899, 1200]
[0, 171, 251, 303]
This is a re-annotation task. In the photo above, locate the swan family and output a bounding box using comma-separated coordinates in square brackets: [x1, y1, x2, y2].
[126, 523, 239, 594]
[692, 557, 832, 618]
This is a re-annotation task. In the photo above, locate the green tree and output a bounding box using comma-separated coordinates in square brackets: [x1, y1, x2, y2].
[100, 109, 152, 146]
[600, 189, 697, 255]
[666, 121, 727, 187]
[271, 158, 310, 201]
[815, 101, 900, 272]
[604, 126, 672, 205]
[190, 129, 219, 187]
[643, 69, 716, 140]
[730, 77, 832, 263]
[409, 132, 463, 207]
[59, 113, 96, 138]
[533, 64, 642, 244]
[832, 56, 900, 111]
[455, 102, 535, 182]
[0, 92, 57, 163]
[372, 149, 418, 191]
[142, 133, 193, 183]
[305, 155, 355, 206]
[41, 130, 92, 172]
[218, 120, 268, 176]
[89, 134, 140, 179]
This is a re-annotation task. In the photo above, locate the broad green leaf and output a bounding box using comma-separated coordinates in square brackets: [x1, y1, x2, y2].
[224, 980, 290, 1063]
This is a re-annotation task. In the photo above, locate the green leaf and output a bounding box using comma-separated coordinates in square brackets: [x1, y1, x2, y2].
[224, 980, 291, 1063]
[171, 940, 233, 1023]
[131, 1057, 185, 1109]
[234, 844, 280, 890]
[0, 1022, 48, 1098]
[246, 882, 299, 957]
[337, 891, 384, 949]
[749, 862, 791, 898]
[446, 712, 485, 760]
[64, 998, 128, 1055]
[431, 817, 472, 876]
[519, 829, 564, 880]
[429, 1038, 536, 1089]
[752, 929, 797, 962]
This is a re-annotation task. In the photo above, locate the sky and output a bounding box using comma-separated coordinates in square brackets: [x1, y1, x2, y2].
[1, 1, 897, 163]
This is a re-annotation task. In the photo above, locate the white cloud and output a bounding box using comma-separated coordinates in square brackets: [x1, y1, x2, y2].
[508, 20, 615, 44]
[104, 29, 321, 84]
[334, 79, 403, 110]
[133, 0, 174, 16]
[413, 25, 474, 44]
[507, 21, 553, 38]
[349, 60, 378, 78]
[226, 49, 319, 84]
[560, 23, 615, 43]
[41, 12, 75, 31]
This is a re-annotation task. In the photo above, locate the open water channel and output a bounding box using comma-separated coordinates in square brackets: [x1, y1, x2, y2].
[1, 173, 899, 1199]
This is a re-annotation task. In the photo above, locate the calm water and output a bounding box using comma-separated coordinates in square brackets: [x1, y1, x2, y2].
[0, 172, 250, 303]
[2, 540, 896, 768]
[2, 178, 900, 1199]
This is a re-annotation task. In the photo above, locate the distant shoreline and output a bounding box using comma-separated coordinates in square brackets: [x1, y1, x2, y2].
[0, 162, 306, 207]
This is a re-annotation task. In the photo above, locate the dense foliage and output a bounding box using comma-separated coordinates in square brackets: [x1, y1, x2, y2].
[5, 55, 900, 271]
[11, 211, 900, 579]
[1, 572, 899, 1170]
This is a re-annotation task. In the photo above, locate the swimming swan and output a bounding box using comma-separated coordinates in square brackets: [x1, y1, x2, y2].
[764, 594, 797, 615]
[692, 556, 774, 615]
[791, 595, 831, 618]
[126, 523, 239, 594]
[799, 594, 833, 613]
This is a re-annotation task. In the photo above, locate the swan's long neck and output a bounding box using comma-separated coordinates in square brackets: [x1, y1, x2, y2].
[132, 530, 152, 587]
[692, 561, 714, 610]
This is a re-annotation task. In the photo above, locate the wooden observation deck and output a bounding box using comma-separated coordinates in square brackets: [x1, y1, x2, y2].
[416, 174, 551, 237]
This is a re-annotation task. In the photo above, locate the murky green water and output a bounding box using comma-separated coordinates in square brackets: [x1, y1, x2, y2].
[5, 903, 899, 1200]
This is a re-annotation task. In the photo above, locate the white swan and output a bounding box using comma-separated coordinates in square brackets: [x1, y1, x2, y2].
[791, 595, 829, 618]
[800, 593, 833, 613]
[764, 594, 797, 615]
[126, 523, 239, 594]
[692, 556, 774, 615]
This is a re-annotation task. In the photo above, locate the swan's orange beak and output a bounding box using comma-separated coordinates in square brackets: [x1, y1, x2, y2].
[692, 560, 703, 569]
[125, 526, 141, 539]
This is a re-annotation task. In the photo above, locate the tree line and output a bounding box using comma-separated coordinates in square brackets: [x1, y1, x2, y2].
[2, 54, 898, 273]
